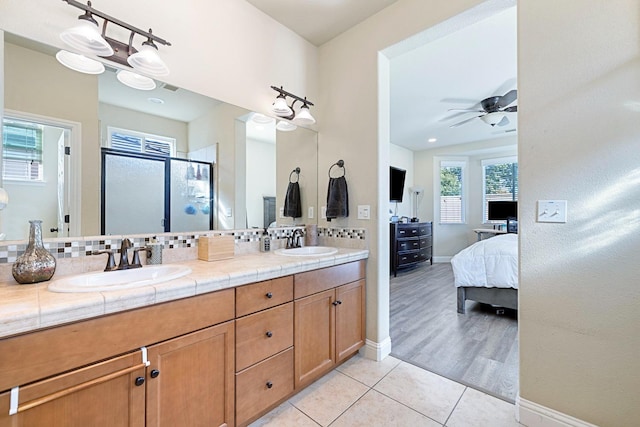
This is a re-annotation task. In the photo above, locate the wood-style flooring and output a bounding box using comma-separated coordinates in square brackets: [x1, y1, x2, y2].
[389, 262, 519, 402]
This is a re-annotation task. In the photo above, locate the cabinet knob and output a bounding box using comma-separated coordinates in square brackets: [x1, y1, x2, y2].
[266, 292, 273, 299]
[265, 331, 273, 338]
[150, 369, 160, 378]
[266, 381, 273, 389]
[134, 377, 145, 386]
[332, 300, 342, 306]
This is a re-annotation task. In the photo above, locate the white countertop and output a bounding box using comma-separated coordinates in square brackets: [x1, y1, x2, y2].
[0, 248, 368, 339]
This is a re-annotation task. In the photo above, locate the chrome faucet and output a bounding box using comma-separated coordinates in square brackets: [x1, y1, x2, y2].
[93, 238, 142, 271]
[287, 228, 304, 249]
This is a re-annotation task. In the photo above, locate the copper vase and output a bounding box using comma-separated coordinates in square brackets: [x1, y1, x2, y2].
[12, 220, 57, 284]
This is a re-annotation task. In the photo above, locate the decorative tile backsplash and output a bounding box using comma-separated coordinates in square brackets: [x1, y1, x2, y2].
[0, 226, 367, 264]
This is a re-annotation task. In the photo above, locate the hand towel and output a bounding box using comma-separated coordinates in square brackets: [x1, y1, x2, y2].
[283, 181, 302, 218]
[326, 176, 349, 221]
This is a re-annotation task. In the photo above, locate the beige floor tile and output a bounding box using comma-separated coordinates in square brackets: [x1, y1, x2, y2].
[446, 387, 520, 427]
[331, 389, 442, 427]
[336, 353, 402, 387]
[288, 370, 369, 426]
[374, 361, 465, 424]
[248, 402, 318, 427]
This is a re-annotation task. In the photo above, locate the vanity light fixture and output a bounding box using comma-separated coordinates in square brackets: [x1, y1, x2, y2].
[251, 113, 276, 125]
[55, 50, 105, 74]
[276, 121, 297, 132]
[116, 69, 156, 90]
[270, 86, 316, 125]
[58, 0, 171, 77]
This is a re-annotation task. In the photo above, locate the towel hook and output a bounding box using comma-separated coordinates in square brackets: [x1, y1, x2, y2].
[289, 167, 301, 183]
[328, 160, 345, 178]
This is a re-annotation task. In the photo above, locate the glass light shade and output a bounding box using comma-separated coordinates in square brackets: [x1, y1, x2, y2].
[276, 121, 297, 132]
[251, 113, 276, 125]
[60, 19, 114, 57]
[272, 96, 293, 116]
[56, 50, 105, 74]
[127, 43, 170, 77]
[116, 69, 156, 90]
[294, 105, 316, 125]
[480, 112, 506, 126]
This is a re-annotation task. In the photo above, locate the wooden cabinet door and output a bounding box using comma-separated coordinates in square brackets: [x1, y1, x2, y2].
[335, 279, 366, 363]
[0, 352, 146, 427]
[294, 289, 335, 389]
[146, 321, 235, 427]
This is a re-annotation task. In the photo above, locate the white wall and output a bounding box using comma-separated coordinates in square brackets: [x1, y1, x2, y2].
[246, 138, 276, 228]
[389, 143, 414, 219]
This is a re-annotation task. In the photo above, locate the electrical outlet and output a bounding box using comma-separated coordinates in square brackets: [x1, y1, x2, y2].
[537, 200, 567, 223]
[308, 206, 314, 219]
[357, 205, 371, 220]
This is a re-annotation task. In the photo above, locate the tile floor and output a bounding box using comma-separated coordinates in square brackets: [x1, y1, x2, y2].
[250, 354, 522, 427]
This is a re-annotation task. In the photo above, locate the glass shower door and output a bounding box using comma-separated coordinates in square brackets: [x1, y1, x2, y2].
[169, 159, 212, 232]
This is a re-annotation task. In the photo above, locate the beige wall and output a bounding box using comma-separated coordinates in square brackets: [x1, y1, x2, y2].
[518, 1, 640, 425]
[389, 143, 414, 219]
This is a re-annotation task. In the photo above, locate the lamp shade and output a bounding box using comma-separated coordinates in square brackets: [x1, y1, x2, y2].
[276, 120, 297, 132]
[56, 50, 105, 74]
[294, 104, 316, 125]
[127, 42, 170, 77]
[116, 69, 156, 90]
[60, 18, 114, 57]
[272, 96, 293, 116]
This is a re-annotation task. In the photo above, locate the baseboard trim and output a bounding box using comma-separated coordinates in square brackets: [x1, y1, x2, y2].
[433, 256, 452, 263]
[361, 337, 392, 361]
[516, 396, 598, 427]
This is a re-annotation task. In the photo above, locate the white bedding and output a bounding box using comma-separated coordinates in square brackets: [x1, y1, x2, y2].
[451, 233, 518, 289]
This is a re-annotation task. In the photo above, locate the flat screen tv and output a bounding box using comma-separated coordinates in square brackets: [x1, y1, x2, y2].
[390, 166, 406, 202]
[487, 200, 517, 220]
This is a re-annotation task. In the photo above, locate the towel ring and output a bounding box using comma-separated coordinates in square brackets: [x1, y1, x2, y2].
[289, 167, 301, 183]
[328, 160, 345, 178]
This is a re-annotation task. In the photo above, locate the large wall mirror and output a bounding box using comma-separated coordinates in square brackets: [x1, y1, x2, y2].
[1, 33, 318, 241]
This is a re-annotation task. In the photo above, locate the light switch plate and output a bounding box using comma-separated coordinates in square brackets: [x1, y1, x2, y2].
[279, 207, 284, 218]
[537, 200, 567, 223]
[308, 206, 314, 219]
[357, 205, 371, 220]
[321, 206, 326, 219]
[225, 207, 232, 217]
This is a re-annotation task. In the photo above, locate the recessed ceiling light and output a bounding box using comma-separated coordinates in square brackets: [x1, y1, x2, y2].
[147, 97, 165, 105]
[428, 138, 437, 143]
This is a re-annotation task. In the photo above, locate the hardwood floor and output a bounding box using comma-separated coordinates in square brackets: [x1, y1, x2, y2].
[389, 262, 519, 402]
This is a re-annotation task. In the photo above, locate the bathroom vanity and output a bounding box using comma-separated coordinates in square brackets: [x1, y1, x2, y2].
[0, 251, 367, 427]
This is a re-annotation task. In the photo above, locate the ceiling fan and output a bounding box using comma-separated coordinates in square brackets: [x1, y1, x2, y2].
[448, 89, 517, 128]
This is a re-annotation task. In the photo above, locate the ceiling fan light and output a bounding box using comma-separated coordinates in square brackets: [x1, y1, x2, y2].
[127, 41, 170, 77]
[481, 112, 506, 126]
[60, 17, 114, 57]
[293, 104, 315, 125]
[272, 96, 293, 116]
[276, 120, 297, 132]
[116, 69, 157, 91]
[55, 50, 105, 74]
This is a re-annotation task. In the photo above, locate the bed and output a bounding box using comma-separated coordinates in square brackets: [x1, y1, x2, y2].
[451, 233, 518, 314]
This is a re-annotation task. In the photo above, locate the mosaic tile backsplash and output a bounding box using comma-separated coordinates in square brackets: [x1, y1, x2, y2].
[0, 227, 367, 264]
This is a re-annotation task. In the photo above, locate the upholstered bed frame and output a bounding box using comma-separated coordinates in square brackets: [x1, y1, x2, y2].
[457, 287, 518, 314]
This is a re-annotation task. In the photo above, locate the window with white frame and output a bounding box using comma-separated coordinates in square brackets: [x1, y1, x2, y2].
[107, 127, 175, 157]
[439, 160, 466, 224]
[483, 157, 518, 222]
[2, 119, 44, 182]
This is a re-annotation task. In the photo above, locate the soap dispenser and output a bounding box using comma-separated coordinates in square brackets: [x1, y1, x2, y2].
[259, 228, 271, 252]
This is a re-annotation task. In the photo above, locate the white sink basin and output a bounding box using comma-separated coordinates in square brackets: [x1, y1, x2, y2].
[48, 265, 192, 293]
[274, 246, 338, 257]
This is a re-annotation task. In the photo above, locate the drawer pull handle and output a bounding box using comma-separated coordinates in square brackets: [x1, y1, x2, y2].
[135, 377, 145, 387]
[332, 300, 343, 306]
[266, 381, 273, 389]
[266, 331, 273, 338]
[266, 292, 273, 299]
[150, 369, 160, 378]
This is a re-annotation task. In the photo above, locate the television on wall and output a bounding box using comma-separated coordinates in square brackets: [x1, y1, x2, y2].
[390, 166, 406, 202]
[487, 200, 518, 220]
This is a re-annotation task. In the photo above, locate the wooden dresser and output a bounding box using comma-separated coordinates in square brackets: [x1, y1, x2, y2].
[389, 221, 433, 277]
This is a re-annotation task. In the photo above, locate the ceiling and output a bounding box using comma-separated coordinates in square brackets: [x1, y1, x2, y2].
[245, 1, 517, 153]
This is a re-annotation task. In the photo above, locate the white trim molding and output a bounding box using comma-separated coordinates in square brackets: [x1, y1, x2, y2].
[517, 396, 599, 427]
[361, 337, 392, 361]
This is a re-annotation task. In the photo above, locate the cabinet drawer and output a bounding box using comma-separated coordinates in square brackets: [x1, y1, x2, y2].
[396, 225, 421, 237]
[418, 223, 432, 236]
[236, 276, 293, 317]
[236, 348, 294, 426]
[397, 251, 421, 266]
[397, 237, 420, 252]
[419, 247, 432, 261]
[419, 236, 432, 249]
[295, 260, 365, 299]
[236, 303, 293, 371]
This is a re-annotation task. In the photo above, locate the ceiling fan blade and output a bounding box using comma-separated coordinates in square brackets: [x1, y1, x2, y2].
[498, 90, 517, 108]
[449, 115, 481, 128]
[447, 108, 484, 112]
[495, 116, 510, 127]
[503, 105, 517, 113]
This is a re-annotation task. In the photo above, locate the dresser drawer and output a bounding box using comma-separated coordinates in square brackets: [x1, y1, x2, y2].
[419, 236, 432, 249]
[236, 276, 293, 317]
[236, 348, 294, 426]
[236, 302, 293, 371]
[418, 223, 432, 236]
[396, 224, 421, 238]
[397, 251, 422, 266]
[397, 237, 420, 252]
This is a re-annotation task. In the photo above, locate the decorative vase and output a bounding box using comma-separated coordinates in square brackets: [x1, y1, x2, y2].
[12, 220, 57, 284]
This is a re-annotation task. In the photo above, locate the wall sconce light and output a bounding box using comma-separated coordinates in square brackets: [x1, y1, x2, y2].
[270, 86, 316, 125]
[56, 0, 171, 86]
